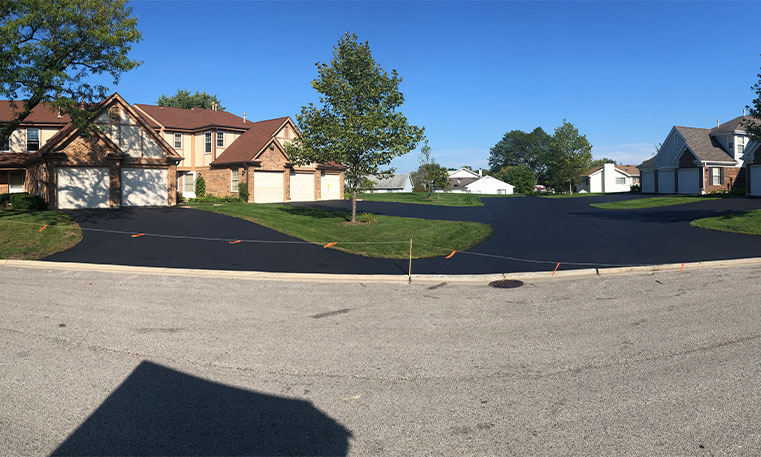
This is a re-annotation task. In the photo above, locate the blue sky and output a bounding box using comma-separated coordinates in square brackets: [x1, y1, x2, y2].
[113, 1, 761, 172]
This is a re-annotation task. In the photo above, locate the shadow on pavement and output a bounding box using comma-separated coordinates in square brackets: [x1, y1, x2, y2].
[50, 361, 352, 456]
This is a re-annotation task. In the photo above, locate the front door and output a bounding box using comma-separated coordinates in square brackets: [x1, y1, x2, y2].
[9, 171, 24, 193]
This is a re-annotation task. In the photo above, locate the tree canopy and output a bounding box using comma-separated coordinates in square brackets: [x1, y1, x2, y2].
[547, 121, 593, 193]
[412, 140, 448, 196]
[157, 90, 225, 111]
[591, 158, 617, 167]
[488, 127, 551, 185]
[494, 164, 535, 194]
[0, 0, 142, 142]
[746, 58, 761, 142]
[286, 32, 425, 222]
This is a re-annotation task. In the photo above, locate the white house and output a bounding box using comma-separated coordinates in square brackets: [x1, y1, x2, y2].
[447, 168, 481, 190]
[639, 116, 754, 194]
[364, 173, 413, 193]
[464, 175, 514, 194]
[576, 163, 640, 193]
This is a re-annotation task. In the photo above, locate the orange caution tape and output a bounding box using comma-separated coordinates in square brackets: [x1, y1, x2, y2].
[680, 263, 684, 272]
[445, 250, 456, 259]
[552, 262, 560, 276]
[324, 242, 337, 248]
[131, 233, 145, 238]
[39, 225, 48, 232]
[229, 240, 241, 244]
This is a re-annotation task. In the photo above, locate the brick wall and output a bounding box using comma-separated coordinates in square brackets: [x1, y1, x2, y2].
[314, 171, 321, 200]
[703, 166, 742, 192]
[198, 167, 243, 197]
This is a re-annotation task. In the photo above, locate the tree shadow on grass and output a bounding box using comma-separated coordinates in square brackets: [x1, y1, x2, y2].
[50, 360, 352, 456]
[277, 206, 351, 221]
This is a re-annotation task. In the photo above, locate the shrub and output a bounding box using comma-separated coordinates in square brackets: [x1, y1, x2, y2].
[176, 191, 184, 204]
[238, 182, 249, 202]
[0, 193, 9, 208]
[357, 212, 379, 224]
[9, 192, 46, 210]
[188, 195, 243, 204]
[630, 184, 641, 193]
[195, 176, 206, 197]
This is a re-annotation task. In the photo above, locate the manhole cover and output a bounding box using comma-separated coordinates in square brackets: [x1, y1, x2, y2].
[488, 279, 524, 289]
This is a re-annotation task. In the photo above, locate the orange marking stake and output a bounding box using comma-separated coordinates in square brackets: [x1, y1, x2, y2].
[131, 233, 145, 238]
[228, 240, 242, 244]
[552, 262, 560, 276]
[445, 250, 456, 259]
[39, 225, 48, 232]
[680, 263, 685, 272]
[324, 242, 337, 248]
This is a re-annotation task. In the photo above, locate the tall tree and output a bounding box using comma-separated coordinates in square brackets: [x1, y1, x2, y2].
[590, 157, 617, 167]
[286, 32, 424, 223]
[488, 127, 551, 186]
[746, 59, 761, 142]
[548, 120, 593, 194]
[494, 164, 535, 194]
[157, 90, 225, 111]
[418, 140, 435, 197]
[0, 0, 142, 143]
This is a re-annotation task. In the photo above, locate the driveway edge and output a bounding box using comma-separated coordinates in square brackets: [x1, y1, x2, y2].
[3, 257, 761, 283]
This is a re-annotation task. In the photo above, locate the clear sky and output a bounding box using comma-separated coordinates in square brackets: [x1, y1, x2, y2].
[113, 0, 761, 173]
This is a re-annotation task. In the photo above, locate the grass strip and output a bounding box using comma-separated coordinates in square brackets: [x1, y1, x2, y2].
[348, 192, 486, 207]
[541, 193, 607, 199]
[691, 209, 761, 236]
[591, 196, 719, 209]
[0, 210, 82, 259]
[189, 202, 493, 259]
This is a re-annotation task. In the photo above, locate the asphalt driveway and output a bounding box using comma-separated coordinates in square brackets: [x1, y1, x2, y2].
[45, 195, 761, 274]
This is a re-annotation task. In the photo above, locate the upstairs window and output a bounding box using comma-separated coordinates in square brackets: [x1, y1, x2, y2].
[1, 135, 9, 151]
[173, 133, 182, 149]
[204, 132, 212, 153]
[26, 128, 40, 151]
[216, 131, 224, 147]
[738, 144, 745, 154]
[230, 169, 239, 192]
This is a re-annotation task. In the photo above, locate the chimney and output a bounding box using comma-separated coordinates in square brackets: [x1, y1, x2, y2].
[243, 112, 246, 123]
[478, 168, 482, 177]
[211, 102, 217, 111]
[717, 119, 720, 128]
[744, 108, 747, 117]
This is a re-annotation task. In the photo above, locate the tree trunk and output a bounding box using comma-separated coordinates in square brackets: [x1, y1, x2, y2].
[351, 190, 357, 223]
[568, 181, 573, 194]
[427, 181, 432, 198]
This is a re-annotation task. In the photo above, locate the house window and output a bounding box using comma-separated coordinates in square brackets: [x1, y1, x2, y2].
[9, 171, 24, 193]
[1, 134, 9, 151]
[26, 128, 40, 151]
[173, 133, 182, 149]
[738, 144, 745, 154]
[216, 131, 224, 147]
[184, 174, 194, 193]
[616, 177, 626, 185]
[204, 132, 212, 153]
[230, 169, 239, 192]
[711, 167, 722, 186]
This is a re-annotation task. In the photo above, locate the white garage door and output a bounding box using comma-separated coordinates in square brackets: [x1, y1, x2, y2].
[678, 168, 699, 194]
[321, 173, 341, 200]
[658, 170, 675, 194]
[290, 172, 315, 202]
[751, 166, 761, 196]
[254, 171, 284, 203]
[121, 168, 167, 207]
[641, 171, 655, 193]
[57, 167, 110, 209]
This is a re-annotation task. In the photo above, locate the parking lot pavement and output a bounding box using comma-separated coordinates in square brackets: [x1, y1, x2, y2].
[2, 264, 761, 455]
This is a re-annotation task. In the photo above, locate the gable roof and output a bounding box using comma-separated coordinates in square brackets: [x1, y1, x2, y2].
[368, 173, 412, 189]
[0, 101, 70, 125]
[212, 117, 290, 165]
[134, 104, 250, 131]
[675, 126, 735, 162]
[583, 164, 639, 177]
[638, 156, 655, 169]
[465, 175, 513, 189]
[711, 115, 758, 135]
[447, 167, 480, 178]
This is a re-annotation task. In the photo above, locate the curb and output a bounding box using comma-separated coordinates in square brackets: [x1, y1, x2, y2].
[4, 257, 761, 284]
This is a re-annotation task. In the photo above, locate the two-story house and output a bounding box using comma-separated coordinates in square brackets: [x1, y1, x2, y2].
[639, 116, 754, 194]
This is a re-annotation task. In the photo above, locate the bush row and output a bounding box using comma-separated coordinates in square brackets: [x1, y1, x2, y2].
[0, 192, 47, 210]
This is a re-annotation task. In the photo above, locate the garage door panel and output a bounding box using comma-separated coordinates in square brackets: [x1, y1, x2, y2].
[658, 170, 675, 194]
[254, 171, 284, 203]
[290, 172, 315, 202]
[641, 172, 655, 193]
[752, 166, 761, 196]
[122, 168, 167, 207]
[57, 167, 110, 209]
[678, 169, 699, 194]
[321, 174, 341, 200]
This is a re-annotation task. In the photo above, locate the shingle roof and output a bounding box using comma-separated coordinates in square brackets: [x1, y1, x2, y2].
[212, 117, 290, 165]
[0, 101, 70, 125]
[368, 173, 411, 189]
[638, 157, 655, 168]
[134, 104, 250, 131]
[711, 115, 758, 134]
[675, 126, 735, 162]
[583, 164, 640, 177]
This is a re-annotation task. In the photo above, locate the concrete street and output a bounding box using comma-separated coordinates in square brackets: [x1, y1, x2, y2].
[2, 264, 761, 456]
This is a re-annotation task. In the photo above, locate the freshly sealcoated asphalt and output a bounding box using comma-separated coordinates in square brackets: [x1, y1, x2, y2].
[45, 194, 761, 274]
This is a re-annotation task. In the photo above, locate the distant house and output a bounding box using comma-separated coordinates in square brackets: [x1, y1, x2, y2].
[447, 168, 481, 190]
[639, 116, 755, 194]
[364, 173, 413, 193]
[576, 163, 640, 193]
[464, 175, 514, 195]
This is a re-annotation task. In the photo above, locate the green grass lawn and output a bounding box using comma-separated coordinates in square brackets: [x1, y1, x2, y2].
[590, 195, 720, 209]
[691, 210, 761, 236]
[347, 192, 486, 207]
[0, 210, 82, 259]
[188, 202, 493, 259]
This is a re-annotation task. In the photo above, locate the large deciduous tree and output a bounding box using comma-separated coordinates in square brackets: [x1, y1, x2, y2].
[745, 58, 761, 142]
[0, 0, 142, 143]
[590, 157, 617, 167]
[488, 127, 551, 187]
[157, 90, 225, 111]
[286, 32, 425, 223]
[415, 140, 449, 197]
[547, 120, 593, 194]
[494, 164, 535, 194]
